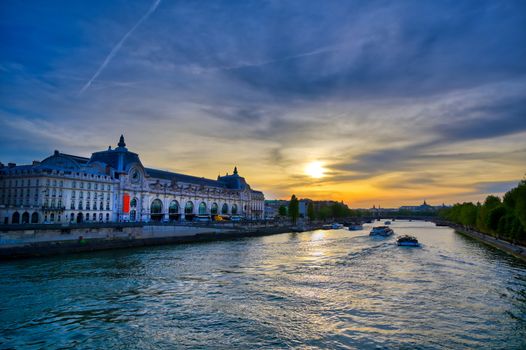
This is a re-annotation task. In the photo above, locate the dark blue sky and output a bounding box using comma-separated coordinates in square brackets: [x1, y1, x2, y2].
[1, 0, 525, 206]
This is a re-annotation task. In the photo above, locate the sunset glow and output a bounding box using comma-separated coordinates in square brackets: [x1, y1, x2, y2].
[1, 1, 525, 208]
[304, 162, 326, 179]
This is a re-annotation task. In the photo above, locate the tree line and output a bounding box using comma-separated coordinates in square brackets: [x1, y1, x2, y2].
[279, 195, 360, 223]
[439, 179, 526, 244]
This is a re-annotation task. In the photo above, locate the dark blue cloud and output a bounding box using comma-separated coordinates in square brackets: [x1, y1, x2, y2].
[0, 0, 525, 204]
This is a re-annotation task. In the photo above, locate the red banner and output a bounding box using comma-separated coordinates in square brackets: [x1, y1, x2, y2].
[123, 193, 130, 213]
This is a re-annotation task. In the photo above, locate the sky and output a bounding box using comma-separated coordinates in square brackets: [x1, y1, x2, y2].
[1, 0, 525, 208]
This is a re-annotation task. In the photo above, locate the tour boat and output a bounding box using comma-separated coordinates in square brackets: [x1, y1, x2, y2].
[348, 224, 364, 231]
[397, 235, 420, 247]
[384, 220, 392, 225]
[369, 226, 394, 236]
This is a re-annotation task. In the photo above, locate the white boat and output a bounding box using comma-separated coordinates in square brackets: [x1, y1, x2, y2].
[369, 226, 394, 236]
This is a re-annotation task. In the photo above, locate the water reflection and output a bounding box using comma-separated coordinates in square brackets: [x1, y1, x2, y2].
[1, 221, 525, 349]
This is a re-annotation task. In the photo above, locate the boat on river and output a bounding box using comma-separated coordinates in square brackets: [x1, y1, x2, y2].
[369, 226, 394, 236]
[397, 235, 420, 247]
[348, 223, 364, 231]
[322, 223, 344, 230]
[384, 220, 392, 225]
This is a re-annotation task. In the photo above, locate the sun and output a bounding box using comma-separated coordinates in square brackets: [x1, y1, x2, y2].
[304, 161, 326, 178]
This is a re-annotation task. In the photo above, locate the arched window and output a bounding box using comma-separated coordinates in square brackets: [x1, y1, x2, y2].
[31, 212, 39, 223]
[130, 197, 138, 208]
[185, 201, 194, 214]
[106, 213, 109, 222]
[151, 199, 163, 214]
[222, 203, 229, 215]
[169, 200, 179, 214]
[22, 212, 30, 224]
[232, 204, 238, 215]
[150, 199, 163, 221]
[76, 213, 83, 223]
[85, 213, 89, 221]
[70, 213, 75, 222]
[12, 212, 20, 224]
[99, 213, 103, 221]
[50, 213, 55, 222]
[198, 202, 207, 215]
[211, 203, 218, 215]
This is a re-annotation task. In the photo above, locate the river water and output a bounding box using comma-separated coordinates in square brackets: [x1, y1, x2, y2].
[1, 221, 525, 349]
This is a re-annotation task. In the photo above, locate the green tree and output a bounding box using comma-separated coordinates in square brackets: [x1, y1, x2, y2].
[278, 205, 287, 217]
[317, 206, 331, 221]
[459, 202, 478, 227]
[514, 180, 526, 233]
[487, 205, 507, 232]
[477, 195, 501, 232]
[307, 202, 315, 221]
[288, 195, 299, 224]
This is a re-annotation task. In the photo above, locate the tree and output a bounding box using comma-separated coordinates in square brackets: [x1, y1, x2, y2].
[459, 202, 478, 227]
[514, 180, 526, 233]
[278, 205, 287, 217]
[288, 195, 299, 224]
[317, 206, 332, 221]
[307, 202, 315, 221]
[477, 195, 501, 232]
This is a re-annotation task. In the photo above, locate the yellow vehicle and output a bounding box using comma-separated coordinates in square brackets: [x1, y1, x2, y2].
[214, 215, 223, 221]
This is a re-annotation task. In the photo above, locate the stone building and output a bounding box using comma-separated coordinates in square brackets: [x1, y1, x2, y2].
[0, 135, 265, 224]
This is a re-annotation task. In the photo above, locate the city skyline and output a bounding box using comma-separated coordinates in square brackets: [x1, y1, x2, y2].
[1, 0, 525, 207]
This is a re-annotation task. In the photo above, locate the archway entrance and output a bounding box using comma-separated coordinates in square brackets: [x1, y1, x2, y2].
[76, 212, 83, 223]
[22, 212, 30, 224]
[150, 199, 163, 222]
[184, 201, 195, 221]
[31, 212, 39, 224]
[12, 212, 20, 224]
[169, 200, 180, 221]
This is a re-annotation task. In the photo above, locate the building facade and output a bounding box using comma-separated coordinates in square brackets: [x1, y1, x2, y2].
[0, 136, 265, 225]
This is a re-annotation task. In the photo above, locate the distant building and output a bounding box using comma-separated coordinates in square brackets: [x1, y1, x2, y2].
[264, 200, 289, 219]
[399, 200, 447, 212]
[0, 135, 265, 225]
[265, 198, 345, 219]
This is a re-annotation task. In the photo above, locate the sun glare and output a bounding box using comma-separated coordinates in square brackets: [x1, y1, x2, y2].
[305, 161, 325, 178]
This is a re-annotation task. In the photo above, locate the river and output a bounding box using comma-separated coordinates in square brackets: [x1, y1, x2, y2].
[1, 220, 525, 349]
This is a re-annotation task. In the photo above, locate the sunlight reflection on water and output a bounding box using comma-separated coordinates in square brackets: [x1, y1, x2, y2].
[1, 221, 525, 349]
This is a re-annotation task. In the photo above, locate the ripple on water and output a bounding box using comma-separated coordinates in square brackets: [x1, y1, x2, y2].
[1, 222, 526, 349]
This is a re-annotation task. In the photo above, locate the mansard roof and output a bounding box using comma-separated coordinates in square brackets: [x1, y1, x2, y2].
[89, 149, 142, 173]
[145, 168, 227, 188]
[217, 169, 249, 190]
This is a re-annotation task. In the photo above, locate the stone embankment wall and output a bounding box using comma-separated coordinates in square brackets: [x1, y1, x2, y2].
[450, 224, 526, 262]
[0, 223, 318, 260]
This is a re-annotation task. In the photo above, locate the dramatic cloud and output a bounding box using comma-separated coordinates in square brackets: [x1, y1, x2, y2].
[1, 0, 525, 207]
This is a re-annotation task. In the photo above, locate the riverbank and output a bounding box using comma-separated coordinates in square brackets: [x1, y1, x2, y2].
[449, 224, 526, 262]
[0, 223, 320, 260]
